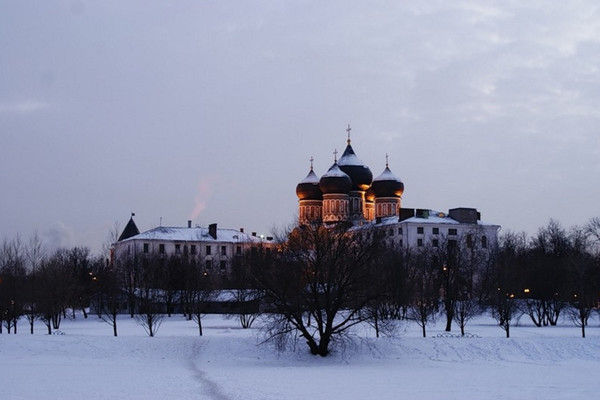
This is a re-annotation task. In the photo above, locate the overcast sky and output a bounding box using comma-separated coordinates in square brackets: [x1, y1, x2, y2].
[1, 1, 599, 254]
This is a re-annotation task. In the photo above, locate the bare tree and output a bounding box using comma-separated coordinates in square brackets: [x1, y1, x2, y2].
[584, 217, 600, 254]
[95, 261, 123, 337]
[566, 225, 600, 338]
[116, 254, 139, 318]
[23, 232, 46, 333]
[363, 248, 409, 338]
[406, 246, 440, 338]
[523, 220, 570, 326]
[487, 233, 522, 338]
[189, 273, 216, 337]
[102, 221, 121, 259]
[491, 292, 518, 338]
[0, 236, 27, 334]
[135, 255, 164, 337]
[252, 222, 387, 356]
[36, 252, 71, 334]
[227, 252, 262, 329]
[64, 247, 95, 319]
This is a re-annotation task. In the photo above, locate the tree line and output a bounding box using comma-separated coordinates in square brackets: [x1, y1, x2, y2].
[1, 218, 599, 357]
[0, 234, 103, 335]
[244, 218, 600, 355]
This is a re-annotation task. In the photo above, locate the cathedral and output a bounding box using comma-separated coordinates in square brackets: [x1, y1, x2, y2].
[296, 126, 404, 226]
[295, 127, 500, 250]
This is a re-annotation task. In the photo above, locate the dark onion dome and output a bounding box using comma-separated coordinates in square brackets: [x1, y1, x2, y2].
[337, 143, 373, 191]
[371, 165, 404, 198]
[319, 163, 352, 195]
[296, 169, 323, 200]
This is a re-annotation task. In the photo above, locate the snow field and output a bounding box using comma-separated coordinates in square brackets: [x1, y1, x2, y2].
[0, 314, 599, 400]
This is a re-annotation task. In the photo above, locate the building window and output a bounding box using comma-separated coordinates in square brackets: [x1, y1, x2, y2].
[448, 228, 457, 236]
[482, 236, 488, 249]
[159, 244, 165, 254]
[432, 227, 439, 235]
[220, 261, 227, 271]
[221, 246, 226, 256]
[236, 245, 242, 256]
[143, 243, 149, 253]
[191, 245, 197, 255]
[399, 239, 403, 247]
[389, 229, 394, 236]
[206, 245, 211, 255]
[398, 227, 403, 235]
[175, 244, 181, 254]
[417, 227, 424, 234]
[467, 234, 474, 248]
[448, 239, 457, 249]
[205, 260, 212, 270]
[433, 239, 439, 247]
[417, 238, 423, 247]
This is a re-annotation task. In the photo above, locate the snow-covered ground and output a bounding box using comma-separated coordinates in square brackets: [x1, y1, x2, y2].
[1, 313, 599, 400]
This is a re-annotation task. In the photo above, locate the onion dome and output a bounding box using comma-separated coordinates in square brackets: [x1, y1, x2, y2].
[319, 162, 352, 195]
[337, 136, 373, 191]
[296, 166, 323, 200]
[371, 160, 404, 198]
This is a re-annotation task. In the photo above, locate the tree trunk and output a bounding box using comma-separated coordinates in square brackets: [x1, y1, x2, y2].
[317, 334, 331, 357]
[113, 320, 118, 337]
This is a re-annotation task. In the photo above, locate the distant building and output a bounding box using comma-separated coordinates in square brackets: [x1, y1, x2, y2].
[295, 126, 500, 249]
[113, 218, 273, 274]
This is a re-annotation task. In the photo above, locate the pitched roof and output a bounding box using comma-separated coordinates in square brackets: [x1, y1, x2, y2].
[118, 217, 140, 241]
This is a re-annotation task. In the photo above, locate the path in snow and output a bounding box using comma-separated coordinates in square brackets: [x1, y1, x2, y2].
[186, 339, 234, 400]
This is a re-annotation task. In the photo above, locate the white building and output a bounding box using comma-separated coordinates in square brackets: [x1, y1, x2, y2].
[113, 219, 273, 274]
[366, 208, 499, 251]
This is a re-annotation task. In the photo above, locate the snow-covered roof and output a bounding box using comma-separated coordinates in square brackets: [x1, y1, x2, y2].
[373, 167, 402, 182]
[365, 211, 500, 228]
[337, 151, 362, 166]
[323, 163, 351, 178]
[299, 169, 320, 183]
[120, 226, 270, 243]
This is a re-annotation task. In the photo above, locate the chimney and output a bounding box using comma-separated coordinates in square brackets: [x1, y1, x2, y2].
[209, 223, 217, 239]
[188, 220, 192, 228]
[252, 232, 257, 237]
[240, 228, 244, 233]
